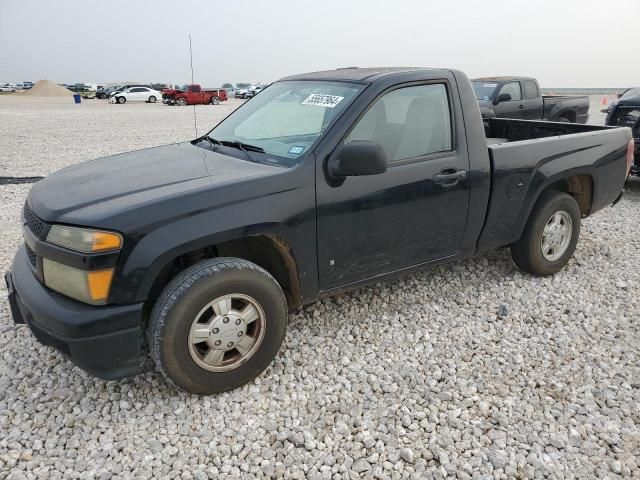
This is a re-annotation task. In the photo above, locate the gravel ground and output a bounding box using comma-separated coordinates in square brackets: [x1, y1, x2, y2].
[1, 96, 639, 479]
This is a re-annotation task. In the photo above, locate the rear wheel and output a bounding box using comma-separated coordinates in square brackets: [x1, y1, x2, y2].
[210, 96, 220, 105]
[511, 190, 581, 276]
[148, 257, 287, 394]
[117, 96, 126, 104]
[177, 98, 187, 106]
[148, 96, 157, 103]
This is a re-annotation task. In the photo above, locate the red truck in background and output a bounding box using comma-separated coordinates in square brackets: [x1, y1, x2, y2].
[162, 84, 228, 105]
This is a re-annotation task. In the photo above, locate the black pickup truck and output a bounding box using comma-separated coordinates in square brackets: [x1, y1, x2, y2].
[472, 76, 590, 123]
[6, 67, 633, 394]
[604, 87, 640, 175]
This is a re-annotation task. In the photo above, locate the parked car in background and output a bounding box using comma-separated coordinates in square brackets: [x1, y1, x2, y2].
[151, 83, 169, 92]
[96, 86, 114, 99]
[6, 67, 632, 394]
[244, 85, 264, 98]
[111, 86, 162, 104]
[0, 84, 16, 92]
[23, 82, 33, 90]
[235, 87, 249, 98]
[161, 84, 228, 105]
[601, 88, 634, 124]
[107, 85, 151, 99]
[471, 77, 589, 123]
[605, 88, 640, 175]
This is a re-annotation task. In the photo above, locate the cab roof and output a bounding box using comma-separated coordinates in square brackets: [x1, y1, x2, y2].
[471, 76, 537, 83]
[279, 67, 446, 83]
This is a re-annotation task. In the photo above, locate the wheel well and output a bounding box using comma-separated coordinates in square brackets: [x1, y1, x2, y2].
[559, 111, 576, 122]
[545, 174, 593, 217]
[144, 235, 301, 315]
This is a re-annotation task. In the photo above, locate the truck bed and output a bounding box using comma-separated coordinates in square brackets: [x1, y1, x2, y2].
[542, 95, 590, 123]
[485, 118, 608, 144]
[478, 118, 629, 252]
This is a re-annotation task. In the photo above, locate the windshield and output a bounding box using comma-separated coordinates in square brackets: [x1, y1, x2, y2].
[179, 84, 189, 92]
[207, 80, 364, 165]
[472, 82, 499, 101]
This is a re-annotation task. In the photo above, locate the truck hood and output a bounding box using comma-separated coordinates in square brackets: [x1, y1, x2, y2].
[161, 89, 182, 95]
[28, 142, 281, 226]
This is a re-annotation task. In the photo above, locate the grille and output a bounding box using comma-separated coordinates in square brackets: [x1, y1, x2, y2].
[23, 202, 47, 239]
[25, 244, 37, 267]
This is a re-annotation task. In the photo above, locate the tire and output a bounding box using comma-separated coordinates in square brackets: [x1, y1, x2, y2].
[210, 96, 220, 105]
[556, 116, 570, 123]
[511, 190, 581, 276]
[148, 257, 287, 395]
[117, 96, 126, 104]
[148, 96, 157, 103]
[177, 98, 187, 106]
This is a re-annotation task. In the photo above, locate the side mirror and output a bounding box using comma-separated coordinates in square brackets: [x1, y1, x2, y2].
[494, 93, 512, 105]
[329, 141, 387, 177]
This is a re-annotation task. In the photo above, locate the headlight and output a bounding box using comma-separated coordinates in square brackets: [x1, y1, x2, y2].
[43, 259, 114, 305]
[47, 225, 122, 253]
[43, 225, 122, 304]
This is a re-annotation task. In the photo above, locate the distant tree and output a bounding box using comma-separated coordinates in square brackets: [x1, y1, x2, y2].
[222, 83, 233, 88]
[236, 83, 251, 89]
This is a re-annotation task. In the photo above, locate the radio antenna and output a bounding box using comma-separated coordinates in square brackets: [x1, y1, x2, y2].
[189, 34, 197, 137]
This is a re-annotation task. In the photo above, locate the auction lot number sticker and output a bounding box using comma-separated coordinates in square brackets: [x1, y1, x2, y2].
[302, 94, 344, 108]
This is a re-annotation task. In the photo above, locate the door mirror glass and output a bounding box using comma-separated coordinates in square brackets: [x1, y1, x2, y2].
[495, 93, 512, 104]
[330, 141, 387, 177]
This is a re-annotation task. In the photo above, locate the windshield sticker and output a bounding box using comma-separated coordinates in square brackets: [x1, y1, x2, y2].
[483, 83, 498, 87]
[302, 94, 344, 108]
[288, 145, 306, 155]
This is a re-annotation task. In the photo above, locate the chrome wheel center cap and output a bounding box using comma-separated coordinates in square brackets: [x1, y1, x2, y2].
[208, 314, 245, 349]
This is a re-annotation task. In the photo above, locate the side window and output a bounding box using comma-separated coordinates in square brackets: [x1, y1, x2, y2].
[192, 85, 201, 93]
[499, 82, 522, 101]
[523, 81, 539, 100]
[345, 83, 452, 162]
[130, 87, 144, 92]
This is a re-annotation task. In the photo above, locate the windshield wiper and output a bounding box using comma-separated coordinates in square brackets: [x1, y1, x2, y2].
[203, 136, 265, 162]
[200, 136, 220, 149]
[219, 140, 265, 153]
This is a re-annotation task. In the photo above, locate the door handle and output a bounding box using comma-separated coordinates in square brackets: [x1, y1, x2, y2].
[518, 104, 524, 109]
[433, 169, 467, 187]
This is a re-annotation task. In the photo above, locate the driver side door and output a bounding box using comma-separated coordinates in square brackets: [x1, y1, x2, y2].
[315, 82, 470, 289]
[494, 81, 525, 119]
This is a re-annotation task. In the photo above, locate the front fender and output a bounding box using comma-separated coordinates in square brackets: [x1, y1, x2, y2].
[110, 170, 317, 305]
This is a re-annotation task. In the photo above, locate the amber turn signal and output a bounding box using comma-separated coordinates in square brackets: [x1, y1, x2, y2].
[92, 232, 122, 252]
[87, 269, 115, 302]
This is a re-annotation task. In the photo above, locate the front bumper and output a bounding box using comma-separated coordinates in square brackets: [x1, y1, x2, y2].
[5, 246, 145, 380]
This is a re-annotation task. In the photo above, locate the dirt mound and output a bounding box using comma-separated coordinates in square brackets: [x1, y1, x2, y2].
[21, 80, 72, 97]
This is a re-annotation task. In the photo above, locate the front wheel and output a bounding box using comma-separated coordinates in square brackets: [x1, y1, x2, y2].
[210, 96, 220, 105]
[511, 190, 581, 276]
[176, 98, 187, 106]
[148, 258, 287, 394]
[117, 96, 126, 104]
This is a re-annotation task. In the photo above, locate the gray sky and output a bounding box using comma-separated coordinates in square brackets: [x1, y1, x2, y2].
[1, 0, 638, 88]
